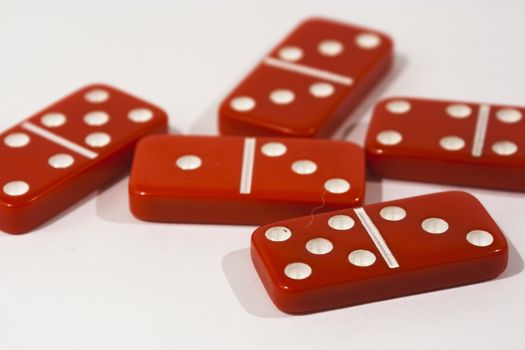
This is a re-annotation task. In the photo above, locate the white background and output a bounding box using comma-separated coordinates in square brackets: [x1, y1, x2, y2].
[1, 0, 524, 349]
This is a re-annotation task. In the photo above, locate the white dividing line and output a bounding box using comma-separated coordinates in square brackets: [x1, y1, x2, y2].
[472, 104, 491, 157]
[22, 122, 98, 159]
[354, 207, 400, 269]
[239, 137, 256, 195]
[264, 57, 354, 86]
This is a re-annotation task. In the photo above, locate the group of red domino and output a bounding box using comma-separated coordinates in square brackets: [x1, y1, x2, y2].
[1, 17, 517, 314]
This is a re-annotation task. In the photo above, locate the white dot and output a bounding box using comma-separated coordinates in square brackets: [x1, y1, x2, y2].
[328, 215, 355, 230]
[278, 46, 303, 61]
[348, 250, 376, 267]
[264, 226, 292, 242]
[85, 132, 111, 148]
[41, 112, 66, 127]
[306, 238, 333, 255]
[466, 230, 494, 247]
[497, 108, 522, 123]
[440, 136, 466, 151]
[48, 154, 74, 169]
[230, 96, 255, 112]
[318, 40, 344, 56]
[386, 100, 411, 114]
[324, 178, 350, 194]
[291, 160, 317, 175]
[377, 130, 402, 146]
[270, 89, 295, 105]
[446, 104, 472, 119]
[284, 262, 312, 280]
[4, 133, 30, 148]
[128, 108, 153, 123]
[85, 89, 109, 103]
[422, 218, 449, 234]
[3, 181, 29, 196]
[261, 142, 287, 157]
[176, 155, 202, 170]
[492, 141, 517, 156]
[380, 206, 406, 221]
[355, 33, 381, 49]
[84, 111, 109, 126]
[309, 82, 335, 98]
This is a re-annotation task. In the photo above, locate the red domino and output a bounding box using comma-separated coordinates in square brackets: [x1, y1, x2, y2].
[129, 135, 365, 224]
[0, 84, 168, 234]
[219, 17, 393, 138]
[365, 97, 525, 191]
[251, 191, 508, 314]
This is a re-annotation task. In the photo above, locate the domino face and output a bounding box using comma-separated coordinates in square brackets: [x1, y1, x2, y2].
[219, 17, 393, 138]
[365, 97, 525, 191]
[129, 135, 365, 225]
[251, 191, 508, 314]
[0, 84, 168, 234]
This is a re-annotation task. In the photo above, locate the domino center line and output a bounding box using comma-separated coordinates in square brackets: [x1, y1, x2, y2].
[22, 122, 98, 159]
[471, 104, 490, 157]
[354, 207, 400, 269]
[264, 57, 354, 86]
[239, 137, 256, 195]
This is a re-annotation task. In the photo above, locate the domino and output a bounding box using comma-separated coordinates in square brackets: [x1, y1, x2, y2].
[365, 97, 525, 191]
[251, 191, 508, 314]
[0, 84, 168, 234]
[218, 17, 393, 138]
[129, 135, 365, 224]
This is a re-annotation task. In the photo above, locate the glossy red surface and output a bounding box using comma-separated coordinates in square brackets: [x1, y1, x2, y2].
[365, 97, 525, 191]
[129, 135, 365, 224]
[251, 191, 508, 314]
[218, 17, 393, 138]
[0, 84, 168, 234]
